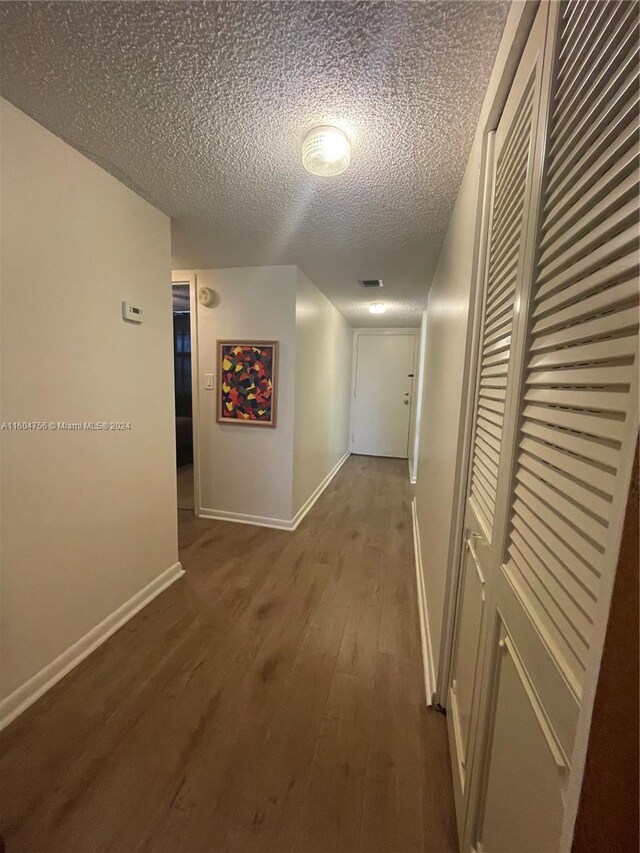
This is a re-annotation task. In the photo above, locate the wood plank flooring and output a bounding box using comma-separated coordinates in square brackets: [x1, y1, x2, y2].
[0, 455, 458, 853]
[176, 463, 194, 511]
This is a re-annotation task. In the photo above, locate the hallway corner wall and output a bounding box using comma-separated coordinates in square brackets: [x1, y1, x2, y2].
[292, 269, 352, 517]
[192, 266, 298, 526]
[0, 99, 180, 723]
[413, 143, 484, 685]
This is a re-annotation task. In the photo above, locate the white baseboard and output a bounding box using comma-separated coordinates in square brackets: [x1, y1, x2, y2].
[290, 451, 351, 530]
[0, 561, 184, 731]
[411, 497, 435, 706]
[197, 507, 294, 530]
[199, 451, 351, 532]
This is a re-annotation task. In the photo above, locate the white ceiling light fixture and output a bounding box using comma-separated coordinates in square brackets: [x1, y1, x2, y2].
[369, 302, 387, 314]
[302, 125, 351, 176]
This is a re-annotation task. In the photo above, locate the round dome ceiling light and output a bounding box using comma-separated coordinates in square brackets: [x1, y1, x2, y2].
[302, 125, 351, 176]
[369, 303, 387, 314]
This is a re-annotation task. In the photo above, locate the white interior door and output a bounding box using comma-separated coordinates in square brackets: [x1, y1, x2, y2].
[352, 333, 416, 458]
[447, 5, 550, 837]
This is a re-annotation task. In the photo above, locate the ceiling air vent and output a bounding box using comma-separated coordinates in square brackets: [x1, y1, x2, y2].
[360, 279, 384, 288]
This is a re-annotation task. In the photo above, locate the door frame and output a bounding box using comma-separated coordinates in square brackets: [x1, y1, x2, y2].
[350, 327, 420, 462]
[409, 311, 428, 484]
[172, 270, 201, 516]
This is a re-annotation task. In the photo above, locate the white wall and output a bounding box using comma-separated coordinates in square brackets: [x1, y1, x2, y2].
[293, 269, 352, 515]
[413, 147, 483, 680]
[0, 100, 180, 715]
[191, 266, 297, 524]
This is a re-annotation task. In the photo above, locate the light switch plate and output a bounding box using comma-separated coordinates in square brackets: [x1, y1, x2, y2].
[204, 373, 214, 390]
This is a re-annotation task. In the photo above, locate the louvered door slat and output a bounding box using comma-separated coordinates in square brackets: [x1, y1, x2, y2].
[508, 541, 589, 689]
[555, 1, 629, 100]
[540, 168, 638, 263]
[533, 251, 639, 318]
[521, 403, 627, 443]
[527, 363, 636, 387]
[517, 451, 612, 525]
[560, 0, 595, 51]
[514, 456, 612, 543]
[477, 417, 503, 445]
[546, 90, 639, 210]
[547, 72, 637, 204]
[503, 0, 640, 695]
[527, 331, 638, 368]
[482, 335, 511, 359]
[480, 375, 508, 391]
[468, 62, 536, 540]
[475, 456, 499, 494]
[476, 440, 500, 474]
[545, 117, 638, 232]
[485, 295, 514, 329]
[482, 362, 511, 378]
[520, 420, 619, 469]
[536, 225, 639, 300]
[477, 425, 501, 452]
[558, 0, 604, 69]
[541, 139, 639, 249]
[490, 190, 526, 251]
[484, 318, 512, 346]
[477, 403, 503, 426]
[524, 387, 631, 414]
[482, 350, 510, 369]
[554, 3, 637, 127]
[537, 197, 639, 285]
[507, 560, 588, 694]
[530, 304, 639, 351]
[510, 526, 593, 644]
[514, 472, 604, 582]
[485, 271, 517, 316]
[533, 278, 638, 330]
[472, 476, 495, 530]
[487, 229, 524, 285]
[551, 49, 637, 161]
[511, 502, 598, 617]
[519, 436, 618, 496]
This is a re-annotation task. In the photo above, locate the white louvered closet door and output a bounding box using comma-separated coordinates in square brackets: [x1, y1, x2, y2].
[446, 5, 551, 837]
[465, 2, 640, 852]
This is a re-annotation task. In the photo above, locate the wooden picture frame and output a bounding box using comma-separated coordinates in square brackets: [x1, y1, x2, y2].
[216, 340, 278, 427]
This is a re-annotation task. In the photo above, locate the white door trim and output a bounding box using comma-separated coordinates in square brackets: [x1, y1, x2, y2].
[409, 311, 428, 484]
[172, 271, 201, 516]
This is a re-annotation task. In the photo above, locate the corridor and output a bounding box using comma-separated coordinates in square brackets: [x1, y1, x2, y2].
[0, 457, 457, 853]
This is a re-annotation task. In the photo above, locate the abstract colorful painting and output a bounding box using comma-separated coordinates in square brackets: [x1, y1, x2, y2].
[216, 341, 278, 427]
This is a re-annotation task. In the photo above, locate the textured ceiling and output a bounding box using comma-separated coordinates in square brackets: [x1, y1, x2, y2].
[0, 1, 509, 327]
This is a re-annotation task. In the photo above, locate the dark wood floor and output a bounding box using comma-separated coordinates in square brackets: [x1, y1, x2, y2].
[0, 456, 457, 853]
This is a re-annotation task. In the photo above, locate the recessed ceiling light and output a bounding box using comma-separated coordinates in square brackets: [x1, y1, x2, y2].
[302, 125, 351, 176]
[369, 303, 387, 314]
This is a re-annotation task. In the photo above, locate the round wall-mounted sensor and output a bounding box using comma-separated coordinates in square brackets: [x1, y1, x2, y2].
[198, 287, 216, 307]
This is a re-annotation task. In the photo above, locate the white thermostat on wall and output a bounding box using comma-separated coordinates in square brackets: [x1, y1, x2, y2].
[122, 301, 143, 323]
